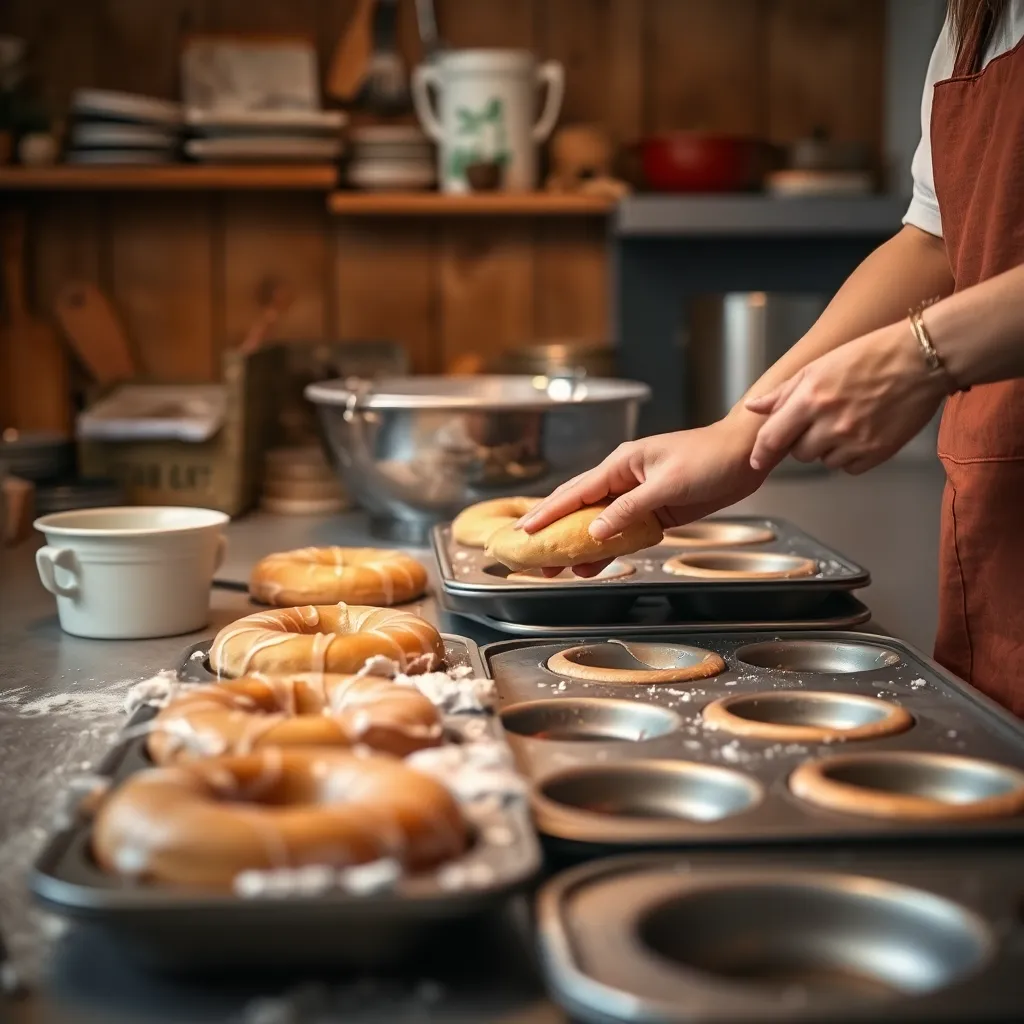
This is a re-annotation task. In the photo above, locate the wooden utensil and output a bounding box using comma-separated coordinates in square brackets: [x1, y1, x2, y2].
[327, 0, 377, 102]
[1, 210, 71, 433]
[54, 281, 137, 386]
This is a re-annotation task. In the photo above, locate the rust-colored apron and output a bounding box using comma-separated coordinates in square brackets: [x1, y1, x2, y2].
[931, 16, 1024, 715]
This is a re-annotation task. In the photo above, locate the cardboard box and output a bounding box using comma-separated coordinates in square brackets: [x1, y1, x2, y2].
[78, 347, 283, 516]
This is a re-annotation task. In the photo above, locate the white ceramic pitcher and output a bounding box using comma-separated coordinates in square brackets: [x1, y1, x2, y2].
[412, 49, 564, 193]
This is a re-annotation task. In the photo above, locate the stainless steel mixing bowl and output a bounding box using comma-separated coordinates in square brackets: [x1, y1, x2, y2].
[305, 374, 649, 542]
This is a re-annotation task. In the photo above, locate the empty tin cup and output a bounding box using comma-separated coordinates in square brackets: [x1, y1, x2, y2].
[791, 751, 1024, 820]
[702, 690, 913, 743]
[501, 697, 681, 742]
[736, 639, 902, 674]
[536, 760, 763, 832]
[637, 873, 991, 999]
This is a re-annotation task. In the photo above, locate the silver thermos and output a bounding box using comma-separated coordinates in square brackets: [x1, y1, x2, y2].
[687, 293, 828, 427]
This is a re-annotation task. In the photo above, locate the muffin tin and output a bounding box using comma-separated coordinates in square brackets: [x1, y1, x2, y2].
[483, 632, 1024, 853]
[433, 516, 870, 625]
[537, 849, 1024, 1023]
[31, 635, 542, 972]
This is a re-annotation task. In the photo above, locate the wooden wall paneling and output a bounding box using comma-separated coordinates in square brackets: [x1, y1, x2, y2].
[96, 0, 208, 98]
[537, 0, 611, 127]
[767, 0, 885, 149]
[439, 221, 534, 369]
[334, 222, 438, 372]
[3, 0, 99, 116]
[435, 0, 536, 49]
[534, 219, 609, 342]
[644, 0, 765, 134]
[209, 0, 319, 34]
[220, 194, 331, 348]
[108, 197, 218, 381]
[606, 0, 645, 144]
[28, 194, 103, 412]
[0, 205, 72, 433]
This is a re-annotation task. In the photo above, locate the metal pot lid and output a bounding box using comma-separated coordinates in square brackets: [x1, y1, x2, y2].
[305, 374, 650, 410]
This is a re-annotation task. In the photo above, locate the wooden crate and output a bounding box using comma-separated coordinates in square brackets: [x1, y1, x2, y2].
[78, 347, 284, 516]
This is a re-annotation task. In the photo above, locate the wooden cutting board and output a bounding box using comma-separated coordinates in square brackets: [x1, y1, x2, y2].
[0, 210, 71, 433]
[55, 281, 137, 386]
[326, 0, 376, 101]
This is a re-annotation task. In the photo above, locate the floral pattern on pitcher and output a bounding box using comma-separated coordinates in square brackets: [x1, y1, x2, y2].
[448, 97, 510, 181]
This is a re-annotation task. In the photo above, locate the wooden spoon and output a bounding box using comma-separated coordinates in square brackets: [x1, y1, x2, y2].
[55, 281, 136, 386]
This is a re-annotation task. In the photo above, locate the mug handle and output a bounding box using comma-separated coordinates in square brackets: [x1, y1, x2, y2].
[411, 64, 445, 143]
[532, 61, 565, 142]
[36, 546, 80, 598]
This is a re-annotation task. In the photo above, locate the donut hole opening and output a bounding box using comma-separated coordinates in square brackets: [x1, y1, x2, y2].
[539, 762, 762, 822]
[501, 698, 681, 743]
[703, 691, 914, 742]
[801, 754, 1024, 806]
[736, 640, 902, 674]
[637, 875, 990, 1000]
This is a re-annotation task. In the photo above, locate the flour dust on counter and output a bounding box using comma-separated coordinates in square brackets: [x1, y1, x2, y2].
[0, 668, 175, 987]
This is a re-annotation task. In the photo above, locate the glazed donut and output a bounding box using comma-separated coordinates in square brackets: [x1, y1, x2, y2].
[451, 497, 540, 547]
[485, 504, 663, 571]
[147, 673, 444, 764]
[92, 749, 468, 887]
[249, 547, 426, 607]
[209, 604, 445, 678]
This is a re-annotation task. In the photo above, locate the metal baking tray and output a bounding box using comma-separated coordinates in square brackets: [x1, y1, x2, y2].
[31, 635, 543, 972]
[482, 631, 1024, 852]
[433, 516, 871, 624]
[443, 590, 872, 637]
[537, 849, 1024, 1023]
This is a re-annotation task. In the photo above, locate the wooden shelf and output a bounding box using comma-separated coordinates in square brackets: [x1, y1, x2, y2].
[0, 164, 339, 191]
[327, 191, 616, 216]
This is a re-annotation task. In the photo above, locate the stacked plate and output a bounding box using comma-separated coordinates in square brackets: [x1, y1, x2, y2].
[260, 444, 348, 516]
[346, 126, 435, 191]
[67, 89, 183, 165]
[184, 110, 345, 164]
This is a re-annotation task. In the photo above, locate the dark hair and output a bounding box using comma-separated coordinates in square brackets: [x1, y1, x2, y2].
[948, 0, 1009, 63]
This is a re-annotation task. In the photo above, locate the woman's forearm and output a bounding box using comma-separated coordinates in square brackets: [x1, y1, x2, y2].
[926, 263, 1024, 388]
[724, 224, 954, 437]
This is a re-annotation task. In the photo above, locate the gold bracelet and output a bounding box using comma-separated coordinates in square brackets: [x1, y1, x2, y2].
[907, 300, 966, 393]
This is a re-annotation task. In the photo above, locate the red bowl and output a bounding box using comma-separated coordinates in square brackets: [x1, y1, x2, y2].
[635, 133, 766, 193]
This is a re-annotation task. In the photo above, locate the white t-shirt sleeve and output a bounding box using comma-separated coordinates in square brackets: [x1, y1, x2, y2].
[903, 25, 954, 239]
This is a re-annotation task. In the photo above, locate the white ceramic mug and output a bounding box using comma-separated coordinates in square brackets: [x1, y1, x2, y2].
[412, 49, 564, 193]
[34, 506, 228, 640]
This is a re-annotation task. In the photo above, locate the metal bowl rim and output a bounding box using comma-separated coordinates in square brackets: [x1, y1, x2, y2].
[305, 375, 651, 410]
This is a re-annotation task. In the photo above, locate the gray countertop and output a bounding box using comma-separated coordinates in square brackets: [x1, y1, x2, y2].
[614, 194, 909, 237]
[0, 459, 947, 1024]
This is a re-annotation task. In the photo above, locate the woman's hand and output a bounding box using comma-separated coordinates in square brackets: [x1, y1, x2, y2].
[746, 320, 948, 475]
[516, 418, 767, 576]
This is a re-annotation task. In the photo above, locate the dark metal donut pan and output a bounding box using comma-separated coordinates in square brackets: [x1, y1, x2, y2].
[483, 631, 1024, 852]
[433, 516, 870, 625]
[442, 590, 872, 636]
[537, 849, 1024, 1023]
[31, 635, 543, 972]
